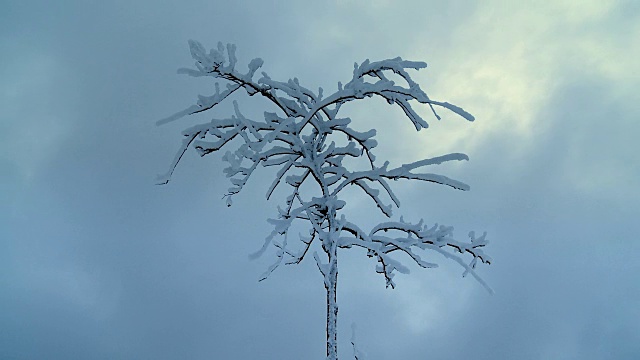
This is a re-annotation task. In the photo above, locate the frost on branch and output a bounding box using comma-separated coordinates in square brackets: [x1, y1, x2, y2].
[158, 39, 488, 286]
[339, 219, 491, 292]
[157, 40, 491, 360]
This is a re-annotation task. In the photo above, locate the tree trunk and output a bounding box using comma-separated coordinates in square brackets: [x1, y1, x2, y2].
[326, 245, 338, 360]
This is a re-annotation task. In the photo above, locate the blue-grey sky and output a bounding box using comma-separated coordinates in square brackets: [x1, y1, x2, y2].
[2, 1, 639, 359]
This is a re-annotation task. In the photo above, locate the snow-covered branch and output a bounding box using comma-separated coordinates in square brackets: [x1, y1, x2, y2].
[158, 40, 492, 360]
[342, 217, 491, 291]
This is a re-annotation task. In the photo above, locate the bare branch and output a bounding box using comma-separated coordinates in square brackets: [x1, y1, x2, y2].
[157, 40, 491, 360]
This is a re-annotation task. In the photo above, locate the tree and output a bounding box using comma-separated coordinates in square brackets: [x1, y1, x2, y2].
[157, 40, 491, 360]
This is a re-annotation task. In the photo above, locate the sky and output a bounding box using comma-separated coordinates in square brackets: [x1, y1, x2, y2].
[1, 0, 639, 359]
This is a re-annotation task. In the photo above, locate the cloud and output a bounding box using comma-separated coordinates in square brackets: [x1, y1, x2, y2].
[410, 0, 640, 157]
[1, 1, 639, 359]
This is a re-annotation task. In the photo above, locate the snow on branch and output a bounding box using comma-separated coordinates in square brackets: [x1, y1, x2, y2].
[158, 40, 492, 360]
[157, 40, 489, 288]
[340, 218, 492, 292]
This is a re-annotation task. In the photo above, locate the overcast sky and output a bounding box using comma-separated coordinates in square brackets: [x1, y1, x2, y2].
[2, 1, 639, 359]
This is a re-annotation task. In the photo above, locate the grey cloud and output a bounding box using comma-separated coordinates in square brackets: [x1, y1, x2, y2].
[2, 1, 639, 360]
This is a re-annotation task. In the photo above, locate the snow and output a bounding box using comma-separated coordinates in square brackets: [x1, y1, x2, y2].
[158, 40, 491, 360]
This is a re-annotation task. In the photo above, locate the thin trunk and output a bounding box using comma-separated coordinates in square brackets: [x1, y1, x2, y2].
[324, 209, 339, 360]
[326, 245, 338, 360]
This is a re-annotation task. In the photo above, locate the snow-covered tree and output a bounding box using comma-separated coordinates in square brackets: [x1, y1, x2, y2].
[157, 40, 491, 360]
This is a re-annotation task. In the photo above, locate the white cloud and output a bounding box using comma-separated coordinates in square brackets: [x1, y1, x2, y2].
[406, 0, 639, 158]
